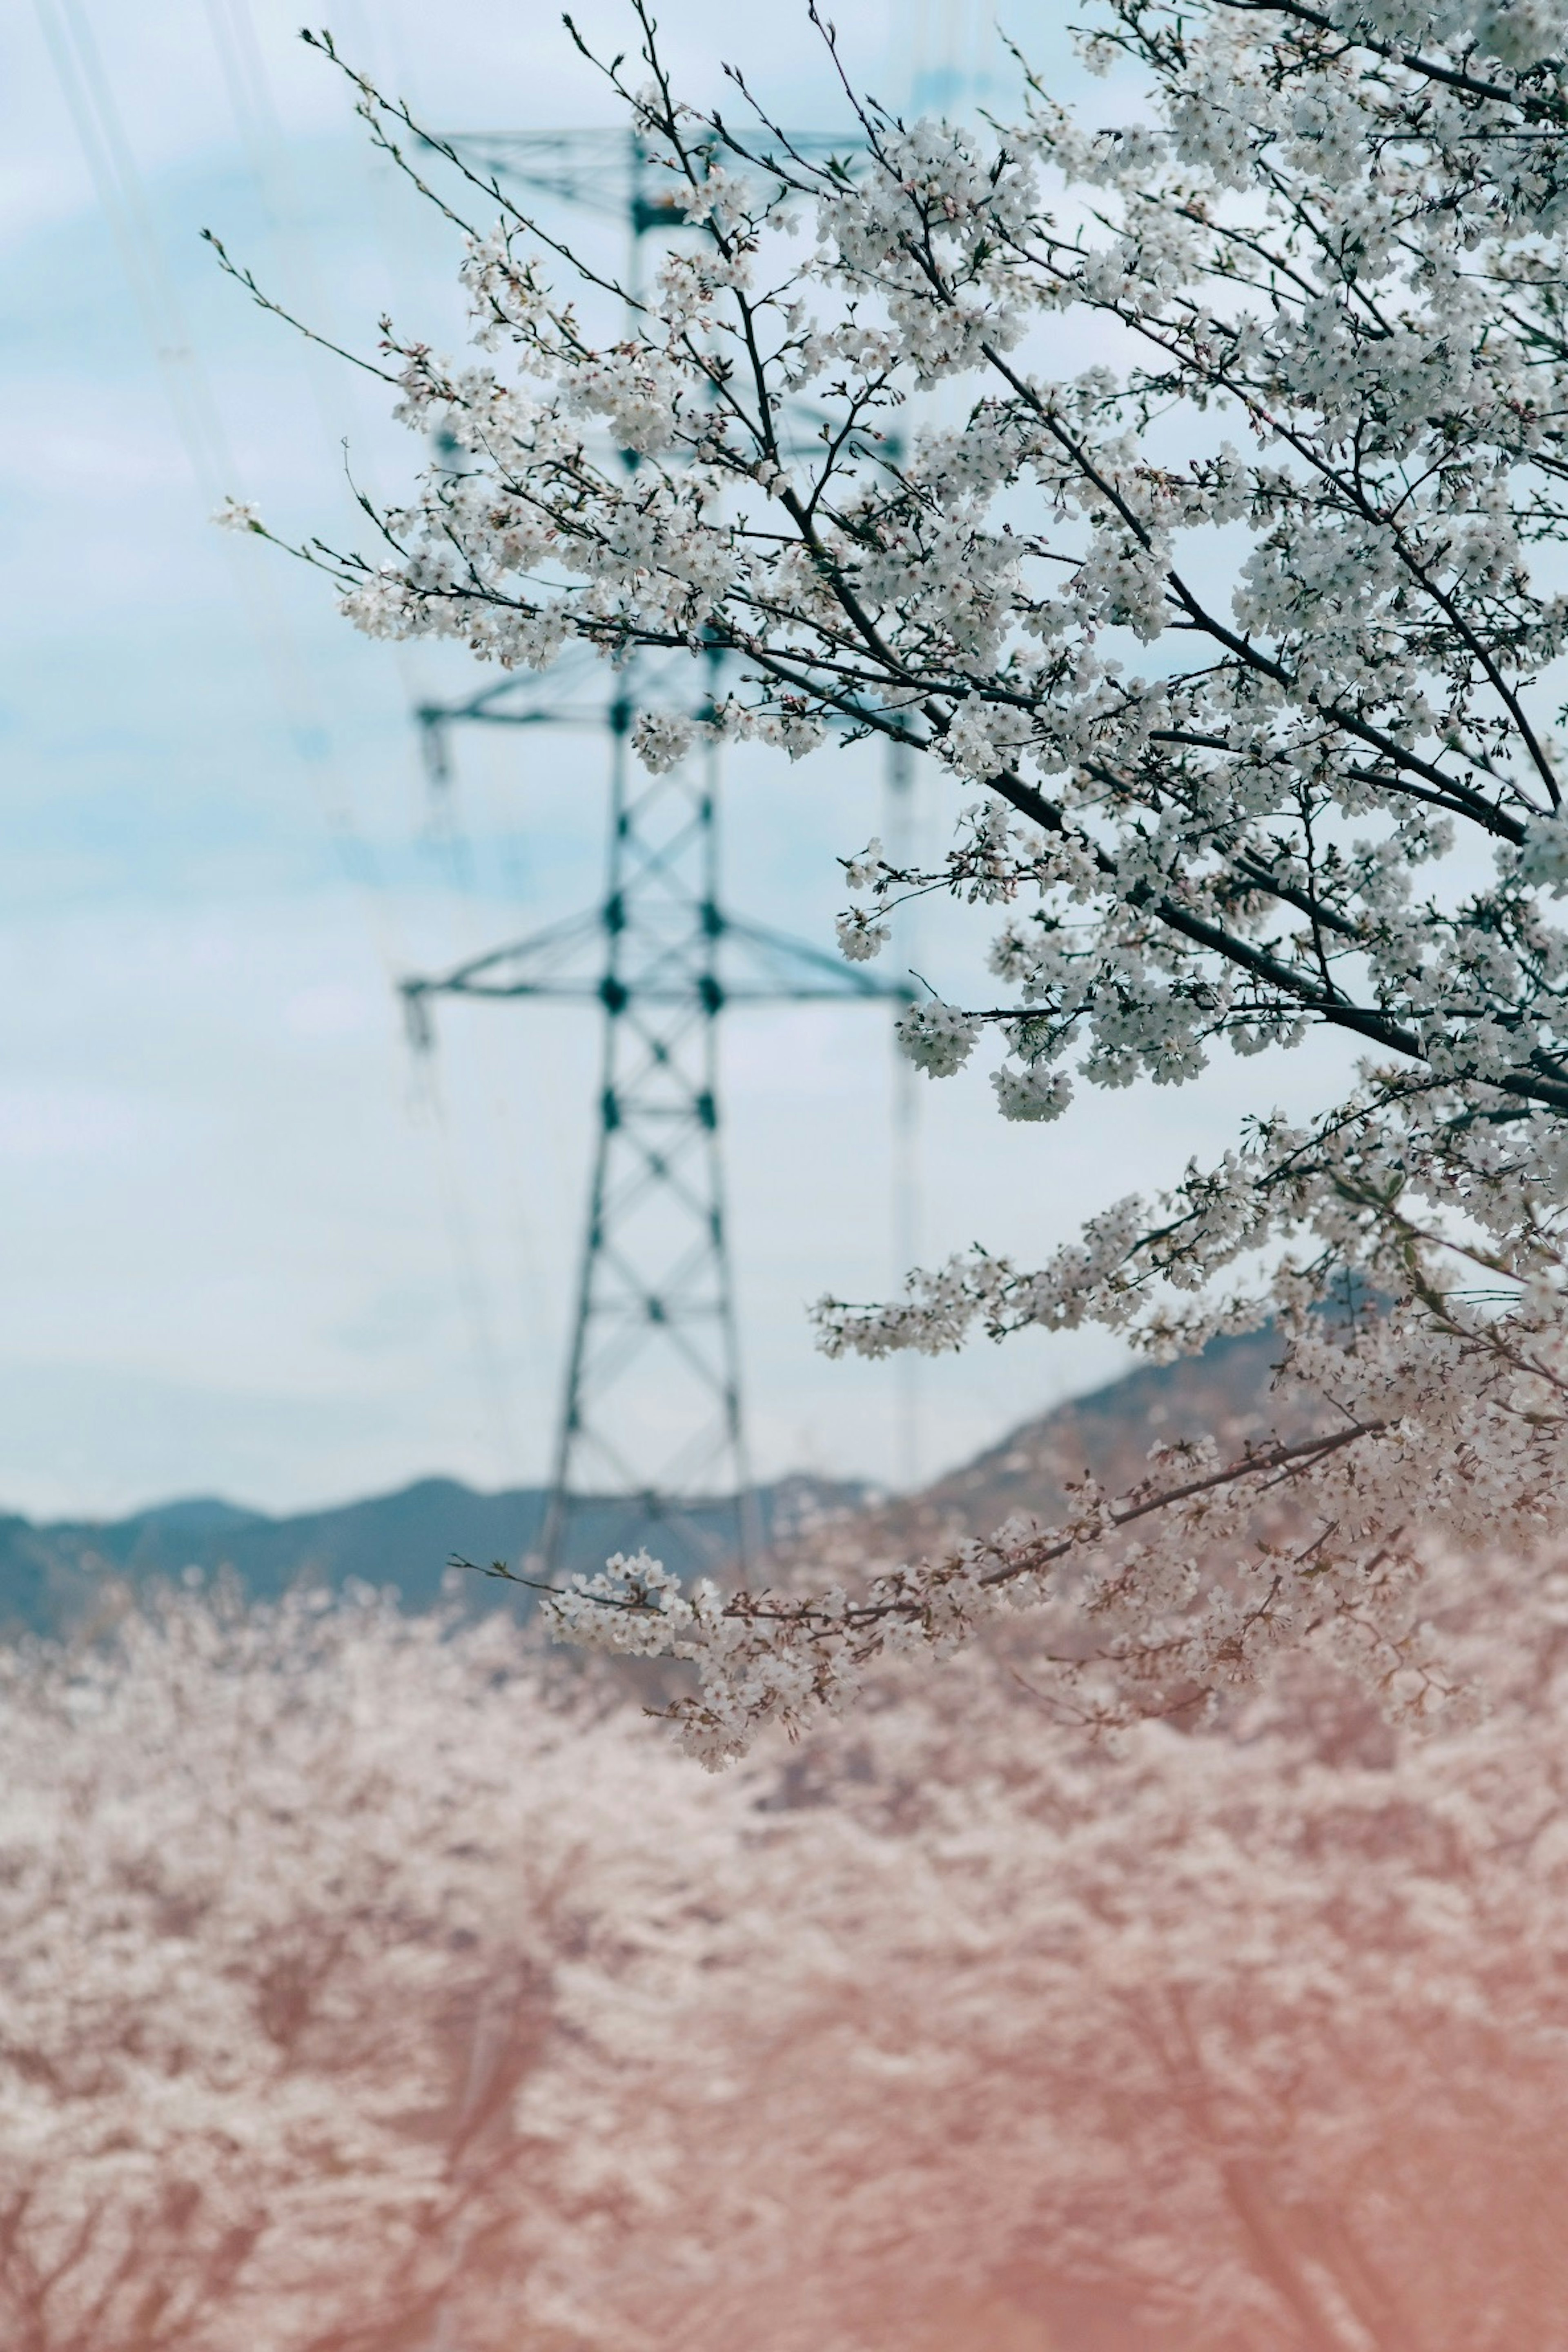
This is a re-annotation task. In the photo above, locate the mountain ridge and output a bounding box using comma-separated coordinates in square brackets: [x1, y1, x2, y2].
[0, 1330, 1286, 1637]
[0, 1472, 868, 1639]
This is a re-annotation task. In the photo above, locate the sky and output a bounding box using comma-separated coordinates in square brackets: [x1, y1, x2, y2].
[0, 0, 1351, 1521]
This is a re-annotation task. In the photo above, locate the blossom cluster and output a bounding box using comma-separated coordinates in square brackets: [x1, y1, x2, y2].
[286, 0, 1568, 1151]
[244, 0, 1568, 1739]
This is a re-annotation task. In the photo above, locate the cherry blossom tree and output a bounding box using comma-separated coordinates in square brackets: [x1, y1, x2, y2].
[222, 0, 1568, 1755]
[0, 1583, 755, 2352]
[597, 1569, 1568, 2352]
[7, 1563, 1568, 2349]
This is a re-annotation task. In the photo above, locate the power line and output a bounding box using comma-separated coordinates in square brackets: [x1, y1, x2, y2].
[34, 0, 399, 929]
[195, 0, 528, 1472]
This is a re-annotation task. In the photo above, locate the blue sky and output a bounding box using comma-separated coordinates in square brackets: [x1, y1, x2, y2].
[1, 0, 1347, 1519]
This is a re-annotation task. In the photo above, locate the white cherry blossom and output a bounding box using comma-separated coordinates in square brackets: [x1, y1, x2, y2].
[224, 1, 1568, 1752]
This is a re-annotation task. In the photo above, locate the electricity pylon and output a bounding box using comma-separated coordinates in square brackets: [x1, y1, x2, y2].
[402, 130, 910, 1578]
[403, 648, 906, 1576]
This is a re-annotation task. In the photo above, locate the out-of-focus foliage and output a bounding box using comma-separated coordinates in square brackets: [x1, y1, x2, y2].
[4, 1561, 1567, 2349]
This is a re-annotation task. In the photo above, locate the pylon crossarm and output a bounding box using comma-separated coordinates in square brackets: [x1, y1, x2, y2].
[403, 907, 915, 1011]
[419, 700, 608, 734]
[430, 126, 871, 220]
[402, 904, 608, 1008]
[719, 913, 915, 1002]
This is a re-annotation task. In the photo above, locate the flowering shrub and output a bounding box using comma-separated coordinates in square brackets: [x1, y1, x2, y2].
[225, 0, 1568, 1750]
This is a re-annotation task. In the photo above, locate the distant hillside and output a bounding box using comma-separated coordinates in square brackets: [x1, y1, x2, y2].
[890, 1323, 1292, 1546]
[0, 1473, 866, 1642]
[0, 1331, 1294, 1639]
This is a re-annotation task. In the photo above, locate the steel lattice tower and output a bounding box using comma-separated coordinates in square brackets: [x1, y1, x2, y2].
[546, 675, 747, 1570]
[401, 124, 906, 1577]
[405, 654, 903, 1575]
